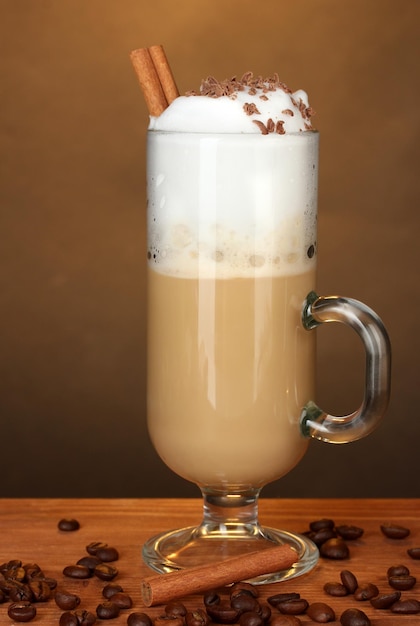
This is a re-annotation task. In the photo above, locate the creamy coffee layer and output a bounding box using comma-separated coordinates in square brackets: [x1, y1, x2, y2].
[147, 131, 318, 279]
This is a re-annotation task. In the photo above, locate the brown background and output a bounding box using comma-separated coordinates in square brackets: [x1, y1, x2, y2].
[1, 0, 419, 498]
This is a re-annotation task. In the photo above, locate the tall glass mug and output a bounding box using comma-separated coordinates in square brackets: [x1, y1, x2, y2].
[143, 130, 391, 581]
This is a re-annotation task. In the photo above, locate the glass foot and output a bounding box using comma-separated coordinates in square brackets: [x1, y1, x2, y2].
[142, 524, 318, 583]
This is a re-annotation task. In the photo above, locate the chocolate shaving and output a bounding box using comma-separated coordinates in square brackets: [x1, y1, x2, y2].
[243, 103, 260, 116]
[282, 109, 294, 116]
[252, 120, 269, 135]
[188, 72, 296, 99]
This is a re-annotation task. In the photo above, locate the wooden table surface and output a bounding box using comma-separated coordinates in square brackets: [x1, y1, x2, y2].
[0, 498, 419, 624]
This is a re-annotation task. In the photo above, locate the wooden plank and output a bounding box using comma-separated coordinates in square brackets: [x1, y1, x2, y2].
[0, 499, 418, 624]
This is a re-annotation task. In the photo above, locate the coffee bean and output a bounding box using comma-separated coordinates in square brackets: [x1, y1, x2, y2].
[390, 598, 420, 614]
[55, 589, 81, 610]
[186, 609, 209, 626]
[309, 519, 335, 532]
[311, 528, 337, 546]
[94, 546, 119, 562]
[231, 593, 259, 614]
[8, 581, 33, 602]
[63, 564, 91, 579]
[86, 541, 109, 555]
[7, 601, 37, 622]
[230, 582, 259, 598]
[354, 583, 379, 601]
[239, 611, 264, 626]
[270, 616, 302, 626]
[307, 602, 335, 622]
[320, 538, 349, 559]
[96, 600, 120, 619]
[165, 602, 187, 618]
[93, 562, 118, 581]
[388, 574, 416, 590]
[259, 603, 271, 622]
[380, 523, 410, 539]
[108, 591, 132, 609]
[203, 590, 220, 607]
[276, 599, 308, 615]
[102, 583, 124, 599]
[339, 608, 371, 626]
[336, 525, 364, 540]
[74, 609, 97, 625]
[387, 564, 410, 577]
[58, 518, 80, 531]
[206, 601, 240, 624]
[407, 547, 420, 559]
[127, 612, 153, 626]
[267, 593, 300, 607]
[370, 591, 401, 609]
[340, 569, 358, 593]
[28, 578, 51, 601]
[59, 612, 79, 626]
[77, 555, 102, 572]
[323, 582, 349, 597]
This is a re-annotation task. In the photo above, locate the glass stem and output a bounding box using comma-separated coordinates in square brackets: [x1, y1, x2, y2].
[196, 488, 263, 538]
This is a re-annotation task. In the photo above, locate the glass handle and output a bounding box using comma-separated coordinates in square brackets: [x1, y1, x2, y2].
[301, 291, 391, 443]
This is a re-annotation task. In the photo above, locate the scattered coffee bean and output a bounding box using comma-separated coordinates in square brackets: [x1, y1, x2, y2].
[231, 593, 259, 614]
[388, 574, 416, 590]
[387, 564, 410, 577]
[94, 545, 119, 562]
[58, 518, 80, 532]
[165, 602, 187, 618]
[28, 578, 51, 601]
[86, 541, 109, 555]
[102, 582, 124, 599]
[276, 599, 308, 615]
[76, 555, 102, 572]
[8, 581, 33, 602]
[59, 612, 79, 626]
[320, 538, 349, 560]
[267, 593, 300, 607]
[380, 523, 410, 539]
[353, 583, 379, 601]
[239, 610, 264, 626]
[309, 519, 335, 532]
[407, 546, 420, 559]
[340, 569, 358, 594]
[340, 608, 370, 626]
[336, 525, 364, 540]
[74, 609, 97, 625]
[109, 591, 132, 609]
[307, 602, 335, 622]
[259, 604, 271, 622]
[370, 591, 401, 609]
[62, 564, 91, 579]
[7, 601, 37, 622]
[311, 528, 337, 546]
[206, 601, 240, 624]
[96, 600, 120, 619]
[323, 582, 349, 597]
[186, 609, 209, 626]
[55, 588, 81, 610]
[230, 582, 259, 598]
[127, 613, 153, 626]
[203, 590, 220, 607]
[93, 562, 118, 581]
[390, 598, 420, 614]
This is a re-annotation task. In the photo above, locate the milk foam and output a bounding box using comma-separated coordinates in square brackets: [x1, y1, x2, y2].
[149, 89, 312, 134]
[147, 131, 319, 279]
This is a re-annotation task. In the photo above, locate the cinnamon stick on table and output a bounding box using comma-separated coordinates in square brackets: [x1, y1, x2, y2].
[130, 45, 179, 117]
[141, 544, 298, 607]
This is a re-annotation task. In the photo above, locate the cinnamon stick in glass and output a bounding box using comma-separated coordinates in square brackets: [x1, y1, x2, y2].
[141, 544, 298, 606]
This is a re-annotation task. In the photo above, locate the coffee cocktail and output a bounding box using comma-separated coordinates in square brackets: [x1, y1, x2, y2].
[130, 49, 391, 581]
